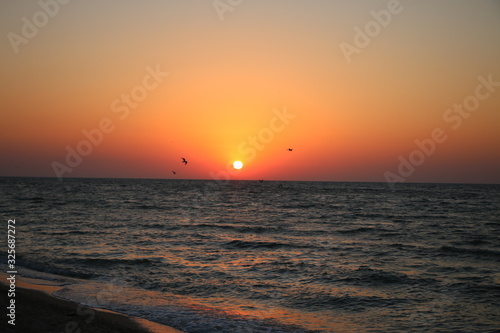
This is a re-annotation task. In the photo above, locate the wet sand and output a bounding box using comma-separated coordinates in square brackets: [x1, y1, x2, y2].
[0, 278, 183, 333]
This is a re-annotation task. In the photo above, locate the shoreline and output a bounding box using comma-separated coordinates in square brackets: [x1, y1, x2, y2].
[0, 277, 183, 333]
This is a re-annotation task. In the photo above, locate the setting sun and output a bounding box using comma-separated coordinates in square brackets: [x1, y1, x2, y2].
[233, 161, 243, 170]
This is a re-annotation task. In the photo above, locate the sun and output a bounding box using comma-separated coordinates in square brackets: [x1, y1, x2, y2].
[233, 160, 243, 169]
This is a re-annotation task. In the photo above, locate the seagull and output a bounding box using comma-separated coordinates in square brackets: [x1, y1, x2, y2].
[181, 157, 188, 165]
[288, 148, 293, 151]
[172, 171, 176, 175]
[259, 179, 264, 183]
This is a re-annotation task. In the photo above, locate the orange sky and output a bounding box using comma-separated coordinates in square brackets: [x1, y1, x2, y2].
[1, 0, 499, 183]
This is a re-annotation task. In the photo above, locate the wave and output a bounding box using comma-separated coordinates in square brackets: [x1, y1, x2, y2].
[194, 223, 282, 234]
[350, 213, 388, 219]
[337, 227, 376, 234]
[15, 196, 45, 202]
[379, 231, 404, 237]
[337, 267, 419, 286]
[54, 282, 317, 333]
[280, 203, 319, 209]
[134, 204, 158, 209]
[16, 255, 165, 280]
[223, 239, 304, 250]
[287, 292, 406, 311]
[453, 239, 492, 246]
[139, 222, 180, 230]
[61, 257, 164, 266]
[439, 246, 500, 258]
[17, 260, 94, 279]
[42, 230, 92, 235]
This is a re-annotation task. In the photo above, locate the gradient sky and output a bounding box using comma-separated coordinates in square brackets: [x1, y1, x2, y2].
[1, 0, 499, 183]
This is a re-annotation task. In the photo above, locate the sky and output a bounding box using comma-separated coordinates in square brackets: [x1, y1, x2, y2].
[1, 0, 499, 183]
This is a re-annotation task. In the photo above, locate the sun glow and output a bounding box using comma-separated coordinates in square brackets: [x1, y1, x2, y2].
[233, 161, 243, 169]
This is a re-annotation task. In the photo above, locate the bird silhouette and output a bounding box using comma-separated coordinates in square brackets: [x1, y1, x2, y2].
[172, 171, 176, 175]
[181, 157, 188, 165]
[259, 179, 264, 183]
[288, 148, 293, 151]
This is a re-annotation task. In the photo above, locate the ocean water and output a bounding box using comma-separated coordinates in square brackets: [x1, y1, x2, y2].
[1, 177, 499, 332]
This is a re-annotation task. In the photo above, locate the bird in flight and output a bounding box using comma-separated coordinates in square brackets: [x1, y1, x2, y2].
[181, 157, 188, 165]
[172, 171, 176, 175]
[288, 148, 293, 151]
[259, 179, 264, 183]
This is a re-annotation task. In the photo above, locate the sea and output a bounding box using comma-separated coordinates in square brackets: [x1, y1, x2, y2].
[1, 177, 499, 332]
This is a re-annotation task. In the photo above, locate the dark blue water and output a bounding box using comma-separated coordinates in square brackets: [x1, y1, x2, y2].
[1, 177, 499, 332]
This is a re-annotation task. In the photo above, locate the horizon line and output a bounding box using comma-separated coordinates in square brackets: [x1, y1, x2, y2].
[1, 175, 499, 186]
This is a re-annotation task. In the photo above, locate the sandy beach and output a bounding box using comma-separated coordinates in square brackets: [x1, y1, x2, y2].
[0, 278, 183, 333]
